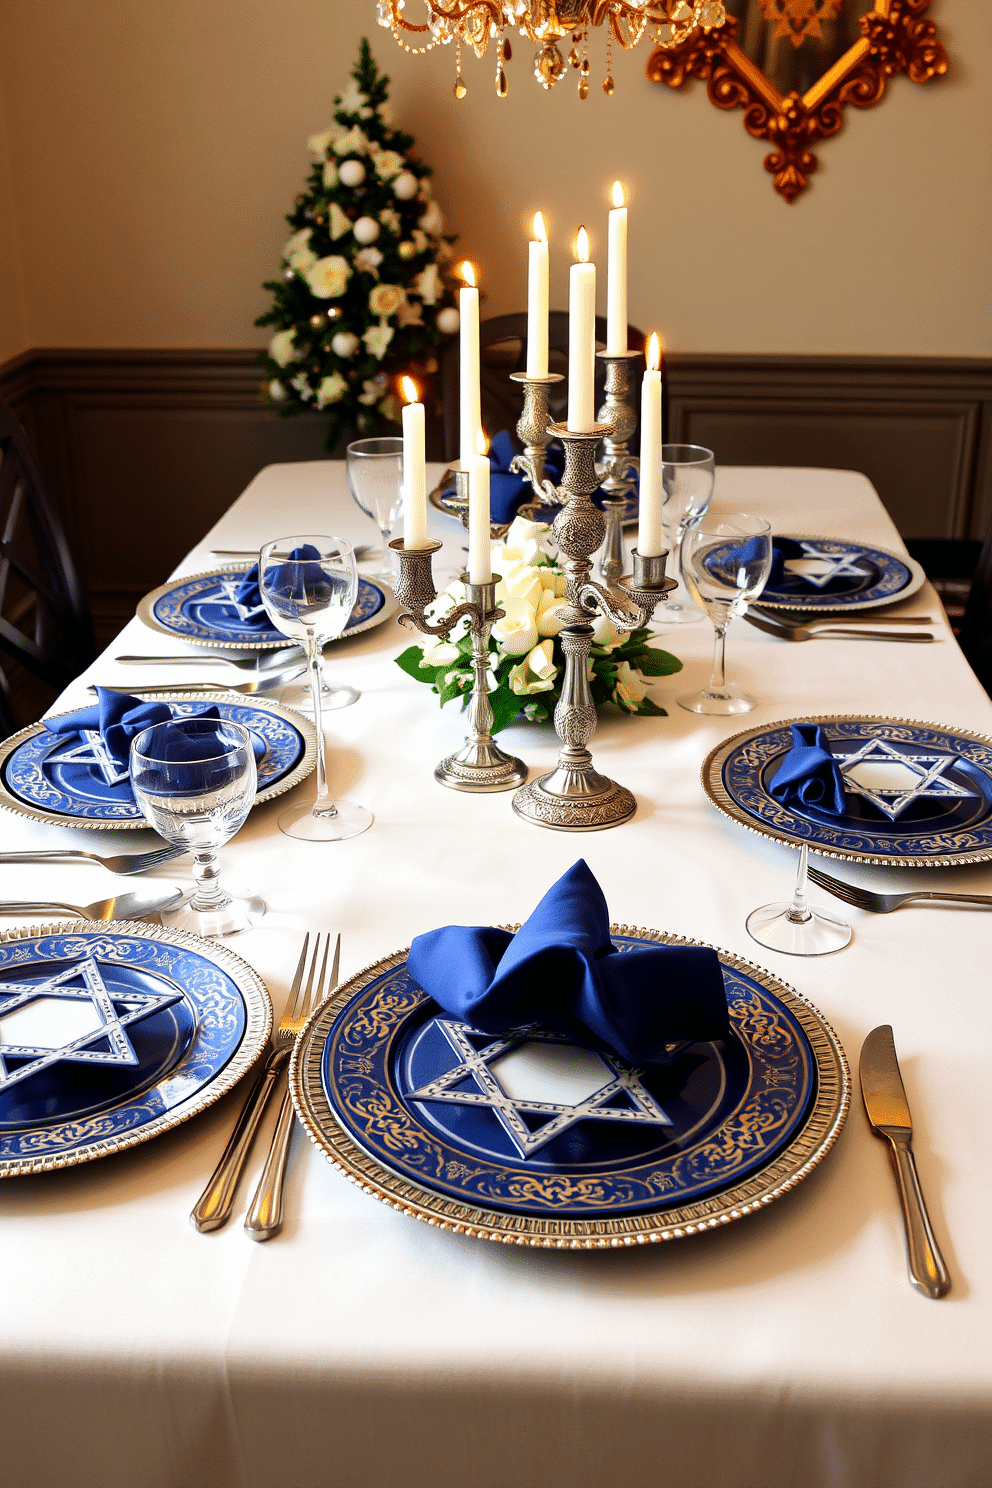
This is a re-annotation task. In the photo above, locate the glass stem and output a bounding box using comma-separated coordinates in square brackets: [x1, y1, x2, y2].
[787, 844, 813, 924]
[190, 848, 230, 912]
[308, 633, 336, 820]
[708, 622, 729, 696]
[381, 523, 396, 582]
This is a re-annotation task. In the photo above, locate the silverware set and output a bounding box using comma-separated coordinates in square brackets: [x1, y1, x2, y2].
[89, 666, 306, 698]
[0, 885, 186, 921]
[745, 608, 935, 643]
[808, 864, 992, 914]
[192, 931, 339, 1241]
[0, 844, 185, 875]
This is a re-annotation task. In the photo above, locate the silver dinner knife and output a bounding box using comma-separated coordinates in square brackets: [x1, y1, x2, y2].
[859, 1025, 950, 1299]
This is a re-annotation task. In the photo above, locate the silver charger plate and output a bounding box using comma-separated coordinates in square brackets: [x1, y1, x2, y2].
[756, 534, 925, 614]
[0, 690, 317, 831]
[137, 564, 398, 652]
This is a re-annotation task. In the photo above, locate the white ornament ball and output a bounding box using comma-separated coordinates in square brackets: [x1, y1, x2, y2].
[436, 306, 460, 335]
[398, 240, 416, 260]
[331, 331, 360, 358]
[268, 378, 287, 403]
[353, 215, 380, 244]
[338, 158, 366, 188]
[392, 170, 418, 200]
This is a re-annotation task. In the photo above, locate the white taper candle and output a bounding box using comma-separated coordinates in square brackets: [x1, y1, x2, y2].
[526, 212, 549, 379]
[567, 227, 596, 433]
[458, 262, 481, 469]
[638, 332, 664, 559]
[467, 453, 492, 585]
[400, 377, 428, 550]
[606, 181, 627, 356]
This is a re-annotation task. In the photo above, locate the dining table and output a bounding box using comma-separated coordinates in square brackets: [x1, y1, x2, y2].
[1, 459, 990, 1488]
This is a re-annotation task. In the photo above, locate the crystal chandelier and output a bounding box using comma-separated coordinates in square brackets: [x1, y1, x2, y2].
[376, 1, 727, 97]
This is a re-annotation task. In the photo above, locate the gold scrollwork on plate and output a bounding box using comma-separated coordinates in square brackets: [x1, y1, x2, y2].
[289, 928, 849, 1249]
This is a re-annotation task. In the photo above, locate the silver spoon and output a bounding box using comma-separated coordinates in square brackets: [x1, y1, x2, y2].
[0, 886, 187, 921]
[90, 664, 306, 697]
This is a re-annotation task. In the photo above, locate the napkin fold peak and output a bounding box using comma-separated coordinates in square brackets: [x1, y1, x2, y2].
[768, 722, 847, 815]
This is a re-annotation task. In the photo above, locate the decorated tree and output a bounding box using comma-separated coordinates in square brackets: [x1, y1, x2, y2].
[256, 39, 459, 450]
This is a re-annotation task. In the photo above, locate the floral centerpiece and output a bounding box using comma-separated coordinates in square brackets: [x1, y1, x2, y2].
[255, 39, 459, 451]
[396, 518, 683, 733]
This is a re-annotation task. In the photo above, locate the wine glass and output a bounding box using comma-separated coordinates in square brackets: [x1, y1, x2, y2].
[346, 437, 403, 586]
[745, 843, 852, 957]
[259, 536, 373, 842]
[678, 512, 772, 715]
[661, 444, 715, 625]
[130, 717, 265, 937]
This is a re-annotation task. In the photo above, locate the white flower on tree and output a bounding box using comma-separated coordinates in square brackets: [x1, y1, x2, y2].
[379, 206, 401, 234]
[267, 329, 296, 367]
[316, 373, 348, 407]
[290, 372, 314, 401]
[336, 82, 369, 114]
[373, 149, 405, 180]
[333, 125, 370, 156]
[369, 283, 404, 318]
[414, 264, 438, 304]
[396, 297, 423, 328]
[283, 228, 317, 272]
[322, 161, 339, 189]
[268, 378, 287, 402]
[331, 331, 360, 357]
[354, 246, 383, 275]
[304, 255, 351, 298]
[418, 200, 444, 235]
[307, 126, 338, 156]
[329, 203, 352, 241]
[363, 323, 394, 360]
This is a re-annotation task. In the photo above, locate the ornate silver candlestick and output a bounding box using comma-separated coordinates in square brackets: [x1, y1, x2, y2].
[508, 371, 564, 506]
[511, 422, 677, 833]
[390, 538, 528, 793]
[595, 350, 641, 588]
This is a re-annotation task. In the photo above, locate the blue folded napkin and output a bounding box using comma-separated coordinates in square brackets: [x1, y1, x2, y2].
[235, 543, 325, 620]
[406, 860, 730, 1066]
[488, 431, 565, 524]
[767, 537, 806, 589]
[768, 723, 847, 815]
[43, 689, 259, 801]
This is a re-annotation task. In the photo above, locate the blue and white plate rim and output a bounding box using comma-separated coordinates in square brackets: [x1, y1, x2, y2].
[136, 562, 398, 651]
[0, 918, 272, 1178]
[702, 713, 992, 869]
[0, 689, 317, 831]
[288, 926, 849, 1249]
[756, 532, 925, 614]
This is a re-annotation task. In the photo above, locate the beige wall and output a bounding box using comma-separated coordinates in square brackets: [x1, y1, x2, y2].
[0, 0, 988, 360]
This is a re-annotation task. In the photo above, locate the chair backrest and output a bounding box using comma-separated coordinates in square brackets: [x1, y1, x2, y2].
[960, 521, 992, 694]
[441, 312, 646, 463]
[0, 405, 96, 723]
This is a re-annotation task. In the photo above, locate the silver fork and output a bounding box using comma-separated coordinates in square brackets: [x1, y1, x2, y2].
[0, 844, 185, 875]
[245, 932, 340, 1242]
[116, 651, 301, 671]
[744, 611, 933, 644]
[807, 864, 992, 914]
[90, 664, 305, 697]
[191, 934, 323, 1233]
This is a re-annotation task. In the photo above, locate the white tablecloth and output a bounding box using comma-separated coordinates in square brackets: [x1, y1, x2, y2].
[2, 464, 990, 1488]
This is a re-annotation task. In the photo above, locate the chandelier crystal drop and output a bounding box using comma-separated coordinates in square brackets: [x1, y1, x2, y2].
[376, 1, 726, 96]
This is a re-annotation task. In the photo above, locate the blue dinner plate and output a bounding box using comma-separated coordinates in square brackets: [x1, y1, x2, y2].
[312, 934, 817, 1221]
[704, 716, 992, 867]
[0, 696, 312, 826]
[755, 535, 923, 613]
[139, 567, 386, 648]
[0, 924, 271, 1177]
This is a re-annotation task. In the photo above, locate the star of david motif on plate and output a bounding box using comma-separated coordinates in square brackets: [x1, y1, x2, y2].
[836, 737, 977, 821]
[214, 578, 267, 622]
[0, 957, 183, 1094]
[45, 729, 131, 786]
[784, 543, 872, 589]
[408, 1019, 673, 1159]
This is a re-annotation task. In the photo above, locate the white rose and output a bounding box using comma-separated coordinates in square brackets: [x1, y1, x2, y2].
[591, 612, 621, 650]
[613, 660, 648, 712]
[304, 255, 351, 299]
[492, 597, 538, 657]
[508, 640, 557, 697]
[418, 200, 444, 235]
[420, 637, 461, 667]
[538, 568, 559, 591]
[414, 263, 439, 305]
[329, 203, 351, 241]
[282, 227, 317, 272]
[374, 150, 405, 180]
[536, 590, 570, 637]
[369, 283, 404, 318]
[267, 329, 296, 367]
[316, 372, 347, 408]
[505, 516, 550, 553]
[268, 378, 287, 403]
[332, 125, 369, 156]
[503, 565, 544, 613]
[363, 323, 394, 360]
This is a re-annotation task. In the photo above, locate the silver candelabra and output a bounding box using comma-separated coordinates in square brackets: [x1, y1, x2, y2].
[390, 538, 528, 793]
[595, 350, 641, 588]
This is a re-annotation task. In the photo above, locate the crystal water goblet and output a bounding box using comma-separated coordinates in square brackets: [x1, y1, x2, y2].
[745, 843, 852, 957]
[661, 444, 715, 625]
[346, 437, 403, 586]
[678, 512, 772, 715]
[130, 717, 265, 937]
[259, 536, 373, 842]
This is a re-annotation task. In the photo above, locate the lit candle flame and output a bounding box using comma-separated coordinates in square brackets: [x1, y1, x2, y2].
[611, 180, 625, 208]
[646, 332, 662, 372]
[476, 427, 490, 456]
[532, 211, 547, 243]
[460, 260, 477, 288]
[575, 226, 589, 263]
[401, 375, 419, 404]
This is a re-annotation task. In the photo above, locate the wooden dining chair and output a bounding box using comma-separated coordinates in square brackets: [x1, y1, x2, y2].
[440, 311, 647, 463]
[0, 405, 96, 737]
[959, 521, 992, 695]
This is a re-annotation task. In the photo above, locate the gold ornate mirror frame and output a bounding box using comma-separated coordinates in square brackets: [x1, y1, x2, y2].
[646, 0, 947, 202]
